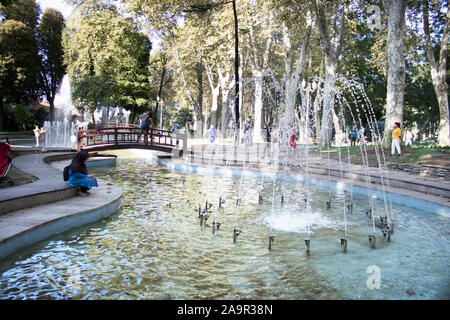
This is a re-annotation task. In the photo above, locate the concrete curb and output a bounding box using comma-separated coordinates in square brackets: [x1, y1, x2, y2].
[184, 155, 450, 199]
[0, 153, 117, 215]
[160, 157, 450, 216]
[0, 152, 122, 261]
[0, 182, 122, 260]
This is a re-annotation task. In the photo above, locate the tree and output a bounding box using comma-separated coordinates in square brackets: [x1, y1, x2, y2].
[0, 1, 17, 7]
[37, 8, 66, 122]
[0, 20, 40, 131]
[65, 1, 153, 121]
[72, 75, 113, 125]
[0, 0, 40, 31]
[241, 0, 275, 143]
[423, 0, 449, 146]
[274, 1, 312, 142]
[382, 0, 406, 147]
[313, 0, 348, 147]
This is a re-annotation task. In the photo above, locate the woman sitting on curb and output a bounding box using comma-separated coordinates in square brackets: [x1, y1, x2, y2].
[68, 151, 98, 194]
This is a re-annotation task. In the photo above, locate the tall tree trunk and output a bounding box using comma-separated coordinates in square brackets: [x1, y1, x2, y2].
[416, 111, 434, 141]
[253, 72, 264, 142]
[218, 69, 235, 138]
[206, 65, 220, 129]
[232, 0, 240, 132]
[313, 87, 322, 139]
[281, 16, 312, 139]
[247, 10, 273, 144]
[320, 55, 337, 146]
[91, 109, 96, 126]
[49, 95, 55, 122]
[174, 50, 203, 136]
[153, 65, 166, 126]
[314, 0, 347, 147]
[195, 61, 204, 136]
[423, 0, 449, 146]
[382, 0, 406, 147]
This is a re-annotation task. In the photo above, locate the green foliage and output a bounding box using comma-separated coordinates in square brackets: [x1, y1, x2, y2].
[37, 8, 66, 121]
[0, 19, 40, 104]
[403, 63, 439, 128]
[11, 103, 29, 128]
[0, 1, 16, 7]
[29, 108, 47, 127]
[0, 0, 40, 31]
[172, 108, 193, 127]
[72, 75, 113, 112]
[65, 1, 153, 117]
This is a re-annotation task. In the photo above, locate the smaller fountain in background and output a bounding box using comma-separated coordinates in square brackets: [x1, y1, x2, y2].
[43, 75, 88, 149]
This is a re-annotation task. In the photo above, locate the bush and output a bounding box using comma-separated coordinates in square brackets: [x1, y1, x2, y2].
[172, 108, 193, 128]
[12, 104, 29, 129]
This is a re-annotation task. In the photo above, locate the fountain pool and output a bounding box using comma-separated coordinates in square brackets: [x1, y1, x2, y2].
[0, 150, 448, 299]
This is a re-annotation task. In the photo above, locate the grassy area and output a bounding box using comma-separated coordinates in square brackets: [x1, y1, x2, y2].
[311, 142, 450, 167]
[0, 130, 33, 136]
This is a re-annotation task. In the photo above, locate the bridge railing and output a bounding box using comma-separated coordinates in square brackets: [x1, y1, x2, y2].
[99, 123, 139, 129]
[78, 127, 187, 153]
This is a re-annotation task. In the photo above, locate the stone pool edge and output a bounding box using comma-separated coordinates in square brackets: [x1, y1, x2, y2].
[159, 158, 450, 217]
[0, 153, 122, 261]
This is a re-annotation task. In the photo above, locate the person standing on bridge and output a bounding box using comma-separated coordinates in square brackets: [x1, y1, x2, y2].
[170, 122, 178, 133]
[67, 151, 98, 194]
[136, 110, 154, 142]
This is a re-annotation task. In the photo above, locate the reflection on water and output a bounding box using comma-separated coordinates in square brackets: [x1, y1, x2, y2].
[0, 150, 449, 299]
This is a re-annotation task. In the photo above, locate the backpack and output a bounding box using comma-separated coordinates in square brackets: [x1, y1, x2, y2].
[63, 165, 70, 181]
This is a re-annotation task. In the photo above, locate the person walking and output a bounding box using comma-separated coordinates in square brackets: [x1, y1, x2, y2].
[358, 125, 366, 145]
[349, 125, 357, 146]
[263, 123, 272, 159]
[404, 128, 414, 146]
[209, 125, 215, 143]
[391, 122, 402, 157]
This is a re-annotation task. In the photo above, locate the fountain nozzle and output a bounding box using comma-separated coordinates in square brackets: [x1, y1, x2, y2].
[305, 237, 311, 254]
[340, 237, 348, 252]
[219, 197, 225, 208]
[368, 234, 376, 249]
[383, 223, 393, 241]
[347, 202, 353, 212]
[233, 229, 241, 243]
[212, 221, 221, 234]
[268, 235, 275, 250]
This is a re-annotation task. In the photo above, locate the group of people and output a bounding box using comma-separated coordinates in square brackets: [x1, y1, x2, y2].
[348, 125, 366, 146]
